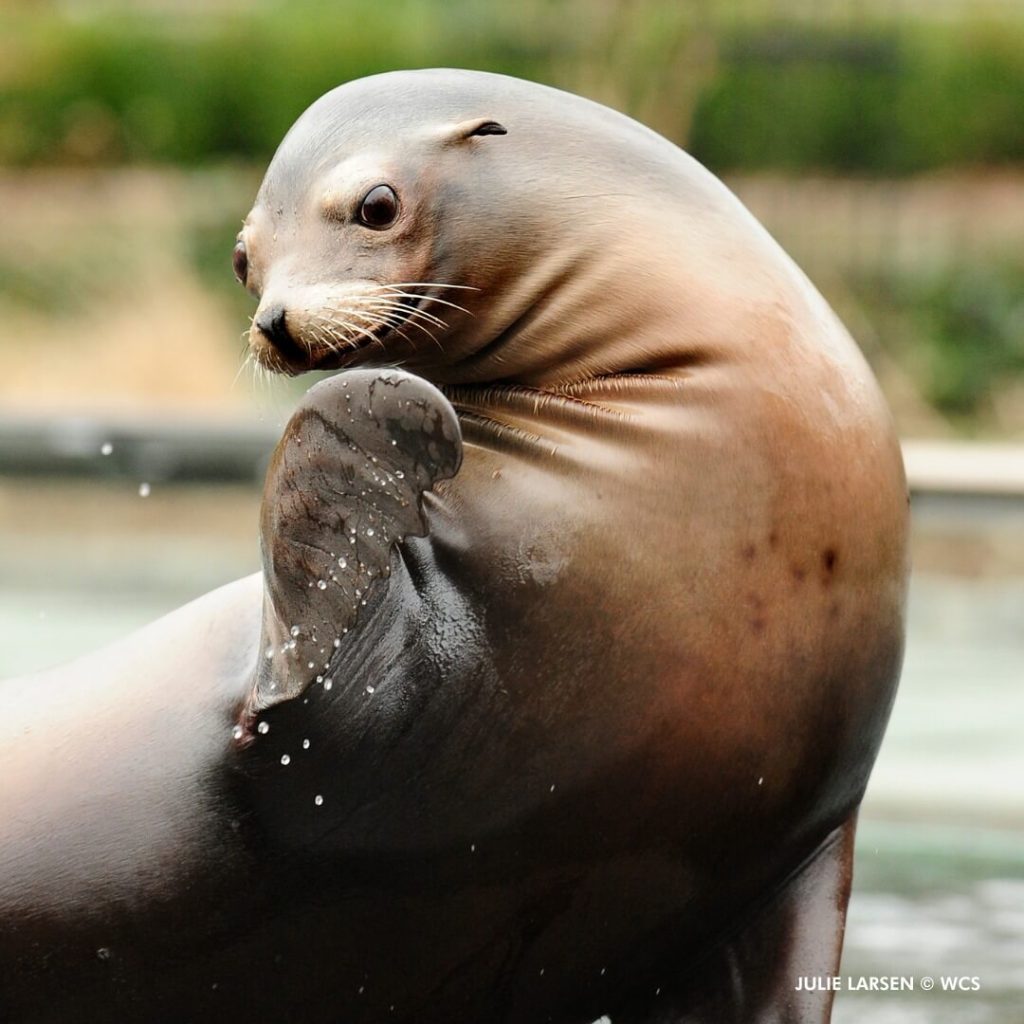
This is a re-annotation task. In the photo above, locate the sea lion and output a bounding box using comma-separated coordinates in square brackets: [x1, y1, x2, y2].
[0, 69, 908, 1024]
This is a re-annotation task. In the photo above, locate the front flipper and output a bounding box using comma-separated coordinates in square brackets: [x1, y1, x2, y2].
[246, 369, 461, 718]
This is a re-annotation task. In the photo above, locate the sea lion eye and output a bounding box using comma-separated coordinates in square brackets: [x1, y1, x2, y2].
[232, 240, 248, 286]
[358, 185, 400, 229]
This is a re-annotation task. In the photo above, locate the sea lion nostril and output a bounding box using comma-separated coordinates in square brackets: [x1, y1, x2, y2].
[255, 305, 293, 350]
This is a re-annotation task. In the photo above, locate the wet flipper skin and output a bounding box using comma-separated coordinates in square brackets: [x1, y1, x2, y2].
[247, 369, 462, 717]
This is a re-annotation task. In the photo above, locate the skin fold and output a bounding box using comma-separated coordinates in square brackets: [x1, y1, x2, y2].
[0, 70, 909, 1023]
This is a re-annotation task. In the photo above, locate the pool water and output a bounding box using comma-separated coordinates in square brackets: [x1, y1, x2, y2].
[1, 480, 1022, 1021]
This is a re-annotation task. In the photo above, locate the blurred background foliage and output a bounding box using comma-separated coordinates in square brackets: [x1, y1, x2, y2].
[1, 0, 1023, 434]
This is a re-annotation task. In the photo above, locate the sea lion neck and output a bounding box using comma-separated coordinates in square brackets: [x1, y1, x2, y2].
[427, 195, 788, 392]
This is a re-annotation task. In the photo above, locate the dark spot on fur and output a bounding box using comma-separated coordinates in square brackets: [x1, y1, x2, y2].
[823, 548, 838, 573]
[829, 600, 841, 620]
[750, 616, 766, 634]
[741, 544, 757, 562]
[768, 530, 779, 549]
[791, 565, 806, 583]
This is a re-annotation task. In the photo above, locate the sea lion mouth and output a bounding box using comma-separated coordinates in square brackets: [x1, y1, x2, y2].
[252, 295, 422, 376]
[303, 293, 427, 373]
[251, 283, 474, 377]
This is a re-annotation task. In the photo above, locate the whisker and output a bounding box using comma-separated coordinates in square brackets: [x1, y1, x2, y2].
[319, 305, 392, 329]
[311, 310, 383, 352]
[294, 282, 474, 365]
[356, 305, 445, 352]
[231, 352, 253, 392]
[360, 299, 449, 332]
[380, 289, 474, 317]
[308, 323, 335, 355]
[384, 281, 480, 292]
[370, 311, 441, 351]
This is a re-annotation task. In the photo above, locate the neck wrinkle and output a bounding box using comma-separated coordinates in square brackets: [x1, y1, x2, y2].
[433, 200, 788, 391]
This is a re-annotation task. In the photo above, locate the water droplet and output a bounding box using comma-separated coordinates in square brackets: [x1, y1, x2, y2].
[366, 528, 375, 537]
[257, 721, 270, 735]
[323, 678, 333, 691]
[138, 482, 151, 498]
[333, 638, 341, 648]
[280, 754, 290, 766]
[366, 685, 375, 694]
[100, 442, 113, 456]
[231, 724, 244, 740]
[394, 469, 404, 479]
[338, 557, 347, 569]
[316, 675, 323, 684]
[314, 794, 323, 806]
[550, 784, 556, 793]
[302, 738, 310, 750]
[757, 776, 764, 786]
[290, 625, 301, 637]
[307, 661, 315, 669]
[317, 579, 327, 590]
[470, 843, 476, 853]
[264, 645, 274, 660]
[97, 947, 111, 960]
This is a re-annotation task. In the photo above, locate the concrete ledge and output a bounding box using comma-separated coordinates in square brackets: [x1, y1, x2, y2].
[0, 413, 279, 484]
[1, 414, 1022, 497]
[901, 440, 1024, 497]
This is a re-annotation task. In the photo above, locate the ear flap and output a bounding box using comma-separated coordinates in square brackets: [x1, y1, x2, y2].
[447, 117, 508, 142]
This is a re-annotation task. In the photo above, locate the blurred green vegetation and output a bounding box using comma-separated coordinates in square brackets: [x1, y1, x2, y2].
[0, 2, 553, 166]
[691, 21, 1024, 173]
[0, 1, 1022, 436]
[2, 2, 1024, 173]
[856, 259, 1024, 424]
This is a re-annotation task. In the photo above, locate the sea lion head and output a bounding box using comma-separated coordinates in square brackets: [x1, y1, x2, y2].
[237, 68, 779, 387]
